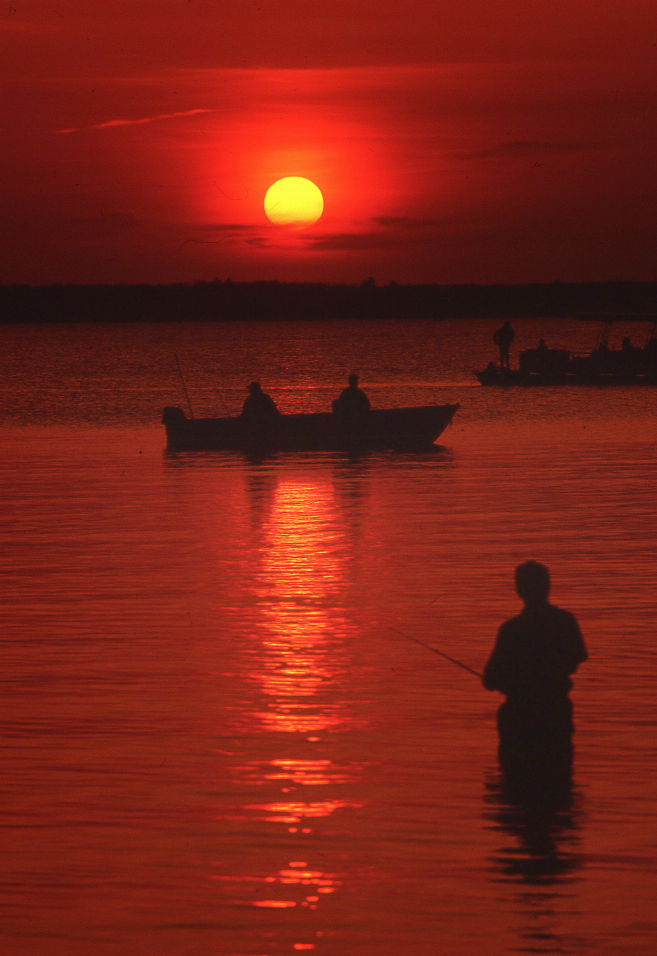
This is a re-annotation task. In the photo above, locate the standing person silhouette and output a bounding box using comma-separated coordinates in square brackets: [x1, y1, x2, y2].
[493, 320, 515, 370]
[483, 562, 587, 788]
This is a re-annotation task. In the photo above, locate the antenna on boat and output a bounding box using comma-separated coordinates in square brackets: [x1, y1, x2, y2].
[387, 626, 482, 679]
[174, 351, 195, 419]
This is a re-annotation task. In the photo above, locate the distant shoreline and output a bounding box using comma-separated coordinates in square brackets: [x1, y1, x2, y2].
[1, 280, 656, 324]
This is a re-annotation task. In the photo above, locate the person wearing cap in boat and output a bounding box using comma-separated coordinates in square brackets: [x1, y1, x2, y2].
[332, 373, 371, 418]
[493, 320, 515, 369]
[241, 381, 280, 422]
[483, 561, 587, 785]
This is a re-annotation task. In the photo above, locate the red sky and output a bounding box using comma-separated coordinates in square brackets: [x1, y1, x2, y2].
[2, 1, 656, 285]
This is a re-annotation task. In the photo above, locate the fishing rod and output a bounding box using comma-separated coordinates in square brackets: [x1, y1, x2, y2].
[387, 625, 483, 679]
[216, 388, 233, 418]
[174, 351, 195, 419]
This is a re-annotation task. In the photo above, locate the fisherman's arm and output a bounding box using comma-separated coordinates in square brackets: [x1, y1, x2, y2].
[566, 614, 588, 673]
[553, 609, 587, 674]
[482, 626, 512, 691]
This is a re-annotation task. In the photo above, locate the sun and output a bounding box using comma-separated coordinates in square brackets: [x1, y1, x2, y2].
[264, 177, 324, 227]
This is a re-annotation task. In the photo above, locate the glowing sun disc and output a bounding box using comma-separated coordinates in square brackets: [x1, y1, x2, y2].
[264, 177, 324, 227]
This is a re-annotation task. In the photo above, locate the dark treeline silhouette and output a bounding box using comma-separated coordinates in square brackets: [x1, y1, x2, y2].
[2, 279, 656, 324]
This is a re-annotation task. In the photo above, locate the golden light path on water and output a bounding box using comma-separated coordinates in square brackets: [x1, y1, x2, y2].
[219, 476, 362, 922]
[1, 318, 656, 956]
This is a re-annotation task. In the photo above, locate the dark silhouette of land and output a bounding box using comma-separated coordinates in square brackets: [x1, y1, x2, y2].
[2, 280, 656, 323]
[483, 561, 588, 797]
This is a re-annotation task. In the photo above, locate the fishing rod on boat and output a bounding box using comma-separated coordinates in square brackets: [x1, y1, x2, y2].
[174, 351, 195, 419]
[215, 388, 233, 418]
[387, 625, 483, 679]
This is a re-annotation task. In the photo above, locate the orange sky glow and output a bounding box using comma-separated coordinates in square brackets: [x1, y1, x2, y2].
[2, 1, 656, 284]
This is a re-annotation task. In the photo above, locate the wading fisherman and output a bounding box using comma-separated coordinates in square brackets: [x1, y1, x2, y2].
[483, 561, 587, 786]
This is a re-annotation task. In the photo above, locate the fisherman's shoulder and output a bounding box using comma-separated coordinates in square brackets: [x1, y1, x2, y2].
[546, 603, 581, 629]
[496, 613, 525, 642]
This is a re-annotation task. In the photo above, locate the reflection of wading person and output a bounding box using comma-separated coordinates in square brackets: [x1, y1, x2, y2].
[483, 562, 587, 784]
[493, 320, 515, 370]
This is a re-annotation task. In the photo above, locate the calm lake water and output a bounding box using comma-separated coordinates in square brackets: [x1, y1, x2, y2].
[1, 317, 656, 956]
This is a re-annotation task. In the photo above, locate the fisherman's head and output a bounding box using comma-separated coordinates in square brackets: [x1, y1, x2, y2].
[515, 560, 551, 605]
[348, 373, 359, 387]
[248, 381, 262, 394]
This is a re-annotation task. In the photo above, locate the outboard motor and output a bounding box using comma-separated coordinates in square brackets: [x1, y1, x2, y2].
[162, 406, 187, 425]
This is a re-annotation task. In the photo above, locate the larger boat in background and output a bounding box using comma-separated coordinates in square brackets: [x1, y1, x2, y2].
[162, 403, 460, 452]
[476, 314, 657, 385]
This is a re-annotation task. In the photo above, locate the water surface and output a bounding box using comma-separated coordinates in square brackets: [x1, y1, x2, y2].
[1, 318, 656, 955]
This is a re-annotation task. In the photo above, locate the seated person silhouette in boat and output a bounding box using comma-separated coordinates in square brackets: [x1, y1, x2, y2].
[332, 373, 371, 418]
[493, 321, 515, 369]
[241, 381, 280, 423]
[483, 561, 587, 786]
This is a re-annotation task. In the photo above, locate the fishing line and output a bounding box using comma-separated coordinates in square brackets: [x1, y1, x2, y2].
[387, 625, 483, 679]
[216, 388, 234, 418]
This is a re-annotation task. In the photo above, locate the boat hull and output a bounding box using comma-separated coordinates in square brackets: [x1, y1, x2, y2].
[162, 404, 459, 452]
[475, 367, 657, 386]
[476, 345, 657, 386]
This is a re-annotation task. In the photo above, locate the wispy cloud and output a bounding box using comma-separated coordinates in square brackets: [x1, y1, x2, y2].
[456, 140, 598, 160]
[56, 108, 217, 134]
[372, 216, 441, 229]
[304, 231, 398, 252]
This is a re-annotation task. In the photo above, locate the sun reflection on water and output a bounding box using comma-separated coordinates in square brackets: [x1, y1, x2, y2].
[264, 758, 355, 785]
[247, 862, 344, 911]
[244, 798, 363, 824]
[245, 476, 358, 735]
[212, 471, 366, 936]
